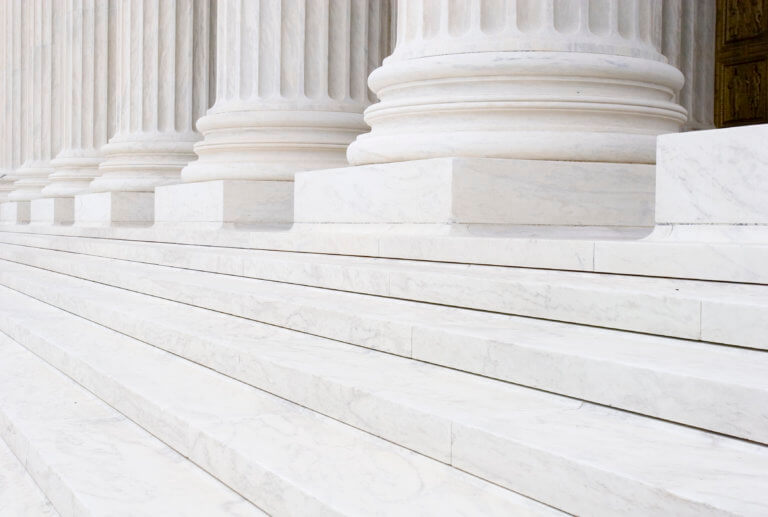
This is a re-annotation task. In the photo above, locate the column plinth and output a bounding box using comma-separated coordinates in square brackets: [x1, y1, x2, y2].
[156, 0, 393, 227]
[298, 0, 685, 233]
[76, 0, 211, 226]
[347, 0, 685, 166]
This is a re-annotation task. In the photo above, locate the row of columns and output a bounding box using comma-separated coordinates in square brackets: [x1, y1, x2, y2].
[0, 0, 710, 229]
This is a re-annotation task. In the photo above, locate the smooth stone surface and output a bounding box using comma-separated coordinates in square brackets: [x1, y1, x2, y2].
[74, 191, 154, 226]
[30, 197, 74, 225]
[0, 286, 553, 517]
[3, 238, 767, 351]
[0, 334, 263, 517]
[1, 278, 767, 516]
[2, 257, 765, 447]
[0, 201, 30, 224]
[656, 124, 768, 225]
[0, 436, 57, 516]
[0, 221, 767, 285]
[295, 158, 655, 228]
[154, 180, 294, 227]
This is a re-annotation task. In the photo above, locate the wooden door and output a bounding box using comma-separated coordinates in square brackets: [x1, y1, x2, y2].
[715, 0, 768, 127]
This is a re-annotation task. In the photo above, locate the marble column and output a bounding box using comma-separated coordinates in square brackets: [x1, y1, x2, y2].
[297, 0, 686, 232]
[155, 0, 393, 227]
[347, 0, 686, 166]
[662, 0, 716, 131]
[0, 0, 14, 204]
[44, 0, 114, 199]
[77, 0, 211, 226]
[8, 0, 63, 203]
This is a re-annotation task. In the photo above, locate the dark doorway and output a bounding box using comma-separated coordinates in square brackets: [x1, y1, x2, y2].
[715, 0, 768, 127]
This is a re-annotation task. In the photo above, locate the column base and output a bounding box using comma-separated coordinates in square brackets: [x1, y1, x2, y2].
[0, 201, 31, 225]
[30, 198, 74, 225]
[294, 158, 654, 233]
[74, 192, 154, 227]
[154, 180, 293, 228]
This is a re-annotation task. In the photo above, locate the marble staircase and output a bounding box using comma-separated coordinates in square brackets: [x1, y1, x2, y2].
[0, 223, 766, 515]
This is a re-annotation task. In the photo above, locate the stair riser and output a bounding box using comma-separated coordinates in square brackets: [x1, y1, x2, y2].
[0, 313, 724, 517]
[0, 291, 544, 516]
[3, 224, 768, 285]
[1, 266, 766, 446]
[0, 335, 263, 517]
[0, 319, 365, 517]
[0, 236, 765, 349]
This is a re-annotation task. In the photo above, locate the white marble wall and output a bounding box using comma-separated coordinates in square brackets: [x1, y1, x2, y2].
[181, 0, 394, 183]
[347, 0, 686, 166]
[44, 0, 116, 198]
[89, 0, 212, 193]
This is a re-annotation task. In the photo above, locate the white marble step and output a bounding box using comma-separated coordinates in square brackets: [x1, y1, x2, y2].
[1, 278, 767, 516]
[0, 287, 551, 517]
[2, 220, 767, 284]
[0, 234, 766, 348]
[1, 257, 766, 447]
[0, 435, 57, 516]
[0, 334, 264, 517]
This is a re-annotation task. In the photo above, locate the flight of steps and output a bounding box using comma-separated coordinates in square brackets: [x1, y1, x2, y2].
[0, 228, 766, 516]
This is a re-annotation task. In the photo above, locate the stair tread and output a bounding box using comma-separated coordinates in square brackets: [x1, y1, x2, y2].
[0, 334, 264, 517]
[0, 237, 766, 349]
[0, 267, 767, 516]
[0, 285, 550, 517]
[0, 250, 766, 445]
[1, 256, 767, 443]
[2, 230, 766, 300]
[0, 435, 57, 517]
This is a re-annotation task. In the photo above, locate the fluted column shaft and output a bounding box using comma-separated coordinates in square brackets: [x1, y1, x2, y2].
[0, 0, 14, 201]
[662, 0, 715, 131]
[348, 0, 686, 166]
[9, 0, 65, 201]
[44, 0, 115, 197]
[90, 0, 211, 193]
[181, 0, 393, 183]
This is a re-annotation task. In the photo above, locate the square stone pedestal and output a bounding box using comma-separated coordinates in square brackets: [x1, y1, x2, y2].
[154, 180, 293, 227]
[30, 198, 74, 225]
[75, 191, 154, 226]
[0, 201, 30, 224]
[649, 123, 768, 243]
[656, 124, 767, 226]
[294, 158, 654, 232]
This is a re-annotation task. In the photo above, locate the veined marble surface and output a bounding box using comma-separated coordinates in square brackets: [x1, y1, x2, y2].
[657, 124, 768, 225]
[0, 334, 264, 517]
[1, 237, 766, 351]
[0, 285, 553, 516]
[0, 269, 766, 516]
[1, 221, 766, 285]
[1, 256, 765, 448]
[0, 435, 57, 516]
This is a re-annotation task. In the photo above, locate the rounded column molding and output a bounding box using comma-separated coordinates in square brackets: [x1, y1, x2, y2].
[181, 0, 394, 183]
[347, 0, 686, 166]
[89, 0, 211, 193]
[44, 0, 114, 198]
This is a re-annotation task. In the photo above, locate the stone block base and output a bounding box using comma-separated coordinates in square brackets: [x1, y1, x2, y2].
[656, 124, 767, 227]
[154, 180, 293, 227]
[295, 158, 654, 230]
[0, 201, 31, 224]
[75, 192, 154, 226]
[30, 198, 74, 225]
